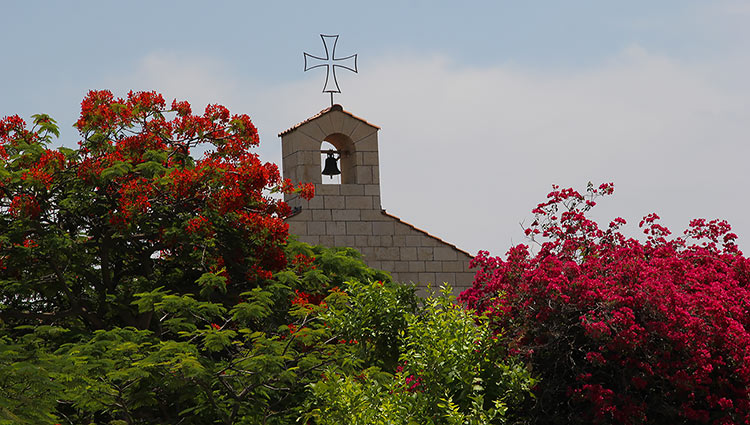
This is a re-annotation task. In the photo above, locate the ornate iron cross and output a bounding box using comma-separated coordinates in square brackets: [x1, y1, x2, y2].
[304, 34, 358, 106]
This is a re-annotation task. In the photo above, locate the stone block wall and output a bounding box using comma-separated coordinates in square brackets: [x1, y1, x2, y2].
[286, 186, 475, 293]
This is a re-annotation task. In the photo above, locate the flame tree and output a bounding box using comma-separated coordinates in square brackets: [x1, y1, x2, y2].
[0, 90, 354, 424]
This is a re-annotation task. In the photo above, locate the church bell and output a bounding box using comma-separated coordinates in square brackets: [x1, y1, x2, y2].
[321, 151, 341, 178]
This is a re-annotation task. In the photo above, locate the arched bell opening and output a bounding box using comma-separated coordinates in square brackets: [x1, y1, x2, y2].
[320, 141, 341, 184]
[321, 133, 356, 184]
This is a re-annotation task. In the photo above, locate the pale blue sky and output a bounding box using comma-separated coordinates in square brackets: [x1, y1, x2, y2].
[2, 1, 749, 255]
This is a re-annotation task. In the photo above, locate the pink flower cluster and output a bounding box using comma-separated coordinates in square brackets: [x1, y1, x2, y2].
[461, 183, 750, 424]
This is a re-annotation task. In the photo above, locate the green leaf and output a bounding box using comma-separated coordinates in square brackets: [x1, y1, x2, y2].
[100, 160, 133, 181]
[202, 329, 236, 352]
[135, 160, 166, 177]
[31, 113, 60, 138]
[132, 287, 170, 313]
[196, 270, 227, 297]
[231, 288, 273, 323]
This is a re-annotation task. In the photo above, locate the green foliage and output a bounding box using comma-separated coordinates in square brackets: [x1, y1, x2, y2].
[0, 239, 385, 424]
[304, 285, 536, 425]
[322, 278, 417, 369]
[0, 333, 64, 425]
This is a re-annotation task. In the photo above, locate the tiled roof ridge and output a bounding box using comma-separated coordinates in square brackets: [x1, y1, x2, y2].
[381, 210, 474, 258]
[278, 104, 380, 137]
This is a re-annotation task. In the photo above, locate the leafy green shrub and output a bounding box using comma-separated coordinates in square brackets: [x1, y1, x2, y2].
[305, 285, 535, 425]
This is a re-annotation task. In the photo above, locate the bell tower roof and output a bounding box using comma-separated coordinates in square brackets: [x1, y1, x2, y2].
[278, 104, 379, 137]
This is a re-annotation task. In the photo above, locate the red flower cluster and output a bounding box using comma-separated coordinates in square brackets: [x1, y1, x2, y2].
[0, 115, 28, 160]
[1, 90, 319, 305]
[395, 363, 423, 392]
[291, 289, 326, 307]
[74, 90, 311, 271]
[291, 254, 316, 274]
[9, 193, 41, 218]
[21, 149, 65, 189]
[116, 177, 154, 221]
[461, 183, 750, 424]
[185, 216, 212, 236]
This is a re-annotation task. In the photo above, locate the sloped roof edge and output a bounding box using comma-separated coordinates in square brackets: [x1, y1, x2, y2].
[284, 208, 474, 258]
[381, 210, 474, 258]
[278, 104, 380, 137]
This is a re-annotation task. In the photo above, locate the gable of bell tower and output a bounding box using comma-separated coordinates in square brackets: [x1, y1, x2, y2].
[280, 104, 380, 205]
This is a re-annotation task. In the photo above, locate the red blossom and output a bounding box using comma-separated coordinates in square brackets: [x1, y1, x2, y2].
[22, 149, 65, 188]
[185, 216, 212, 236]
[299, 183, 315, 200]
[291, 289, 325, 307]
[171, 99, 192, 116]
[291, 254, 316, 274]
[9, 194, 41, 218]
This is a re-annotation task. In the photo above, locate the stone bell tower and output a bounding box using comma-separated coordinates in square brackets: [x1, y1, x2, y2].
[280, 104, 382, 212]
[279, 105, 475, 293]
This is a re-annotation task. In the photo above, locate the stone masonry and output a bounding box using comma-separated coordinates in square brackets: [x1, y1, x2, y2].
[279, 105, 474, 293]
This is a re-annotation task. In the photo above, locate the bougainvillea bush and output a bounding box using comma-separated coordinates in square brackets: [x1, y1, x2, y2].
[460, 183, 750, 425]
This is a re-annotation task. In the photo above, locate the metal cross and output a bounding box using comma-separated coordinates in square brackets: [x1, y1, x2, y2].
[304, 34, 358, 106]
